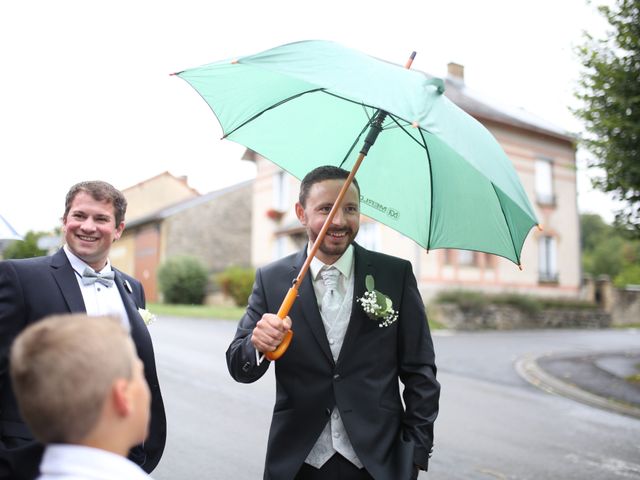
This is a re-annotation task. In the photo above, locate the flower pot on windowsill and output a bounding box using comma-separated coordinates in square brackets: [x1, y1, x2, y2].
[266, 208, 285, 221]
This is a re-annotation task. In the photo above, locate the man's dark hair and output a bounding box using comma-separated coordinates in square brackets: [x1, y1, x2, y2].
[298, 166, 360, 207]
[63, 181, 128, 226]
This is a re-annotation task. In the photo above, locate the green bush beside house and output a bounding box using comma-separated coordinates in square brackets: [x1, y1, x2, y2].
[215, 266, 255, 307]
[158, 256, 209, 305]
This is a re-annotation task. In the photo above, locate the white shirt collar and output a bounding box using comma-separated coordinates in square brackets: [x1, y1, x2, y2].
[63, 245, 112, 275]
[39, 444, 151, 480]
[308, 243, 354, 282]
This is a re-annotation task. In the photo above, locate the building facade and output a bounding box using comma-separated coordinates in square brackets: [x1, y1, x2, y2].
[249, 64, 580, 300]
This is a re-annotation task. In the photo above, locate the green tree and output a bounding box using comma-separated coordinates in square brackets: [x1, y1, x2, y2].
[580, 213, 610, 251]
[573, 0, 640, 235]
[580, 213, 640, 286]
[157, 256, 209, 305]
[584, 236, 626, 277]
[2, 231, 47, 259]
[615, 263, 640, 286]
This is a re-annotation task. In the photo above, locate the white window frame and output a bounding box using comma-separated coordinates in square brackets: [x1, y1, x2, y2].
[355, 222, 380, 252]
[538, 235, 558, 282]
[535, 158, 555, 205]
[272, 170, 290, 211]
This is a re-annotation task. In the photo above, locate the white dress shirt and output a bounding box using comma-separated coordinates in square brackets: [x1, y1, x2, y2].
[305, 244, 363, 469]
[63, 246, 130, 330]
[37, 444, 150, 480]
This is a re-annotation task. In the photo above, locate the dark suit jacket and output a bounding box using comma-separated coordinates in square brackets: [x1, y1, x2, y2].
[227, 244, 440, 480]
[0, 249, 167, 480]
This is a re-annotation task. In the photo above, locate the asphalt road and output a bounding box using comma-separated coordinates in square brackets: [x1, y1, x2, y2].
[149, 317, 640, 479]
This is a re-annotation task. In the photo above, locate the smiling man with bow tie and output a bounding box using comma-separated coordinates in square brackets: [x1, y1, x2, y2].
[0, 181, 166, 480]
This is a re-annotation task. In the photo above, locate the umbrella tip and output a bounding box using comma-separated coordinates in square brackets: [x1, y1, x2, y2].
[537, 224, 544, 231]
[518, 263, 523, 271]
[411, 121, 419, 129]
[231, 58, 239, 64]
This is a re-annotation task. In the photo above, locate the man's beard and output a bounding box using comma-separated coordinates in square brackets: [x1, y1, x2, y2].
[314, 227, 358, 257]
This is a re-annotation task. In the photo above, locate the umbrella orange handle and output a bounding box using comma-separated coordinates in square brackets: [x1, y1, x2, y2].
[264, 284, 298, 361]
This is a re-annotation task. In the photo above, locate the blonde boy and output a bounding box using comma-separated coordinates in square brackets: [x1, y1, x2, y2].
[10, 314, 151, 480]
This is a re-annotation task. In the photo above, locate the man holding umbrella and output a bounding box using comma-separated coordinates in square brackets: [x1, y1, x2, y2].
[227, 166, 440, 480]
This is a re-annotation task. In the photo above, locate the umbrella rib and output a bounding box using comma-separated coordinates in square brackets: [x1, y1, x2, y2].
[222, 88, 325, 139]
[361, 104, 374, 123]
[387, 115, 427, 149]
[387, 114, 434, 250]
[338, 120, 372, 170]
[491, 183, 521, 266]
[418, 128, 434, 251]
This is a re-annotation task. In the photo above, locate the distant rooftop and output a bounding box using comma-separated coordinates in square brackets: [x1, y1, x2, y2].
[126, 179, 253, 229]
[443, 63, 574, 142]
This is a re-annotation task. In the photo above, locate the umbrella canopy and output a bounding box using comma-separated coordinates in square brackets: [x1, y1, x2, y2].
[176, 40, 538, 266]
[0, 214, 22, 241]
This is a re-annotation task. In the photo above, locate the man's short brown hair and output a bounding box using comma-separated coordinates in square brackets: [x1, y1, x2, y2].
[10, 314, 134, 444]
[298, 165, 360, 207]
[63, 181, 128, 226]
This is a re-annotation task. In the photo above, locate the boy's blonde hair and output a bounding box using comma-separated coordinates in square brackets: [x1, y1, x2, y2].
[10, 314, 134, 443]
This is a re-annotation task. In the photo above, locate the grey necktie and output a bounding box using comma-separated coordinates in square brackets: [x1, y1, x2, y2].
[320, 266, 341, 324]
[81, 267, 115, 287]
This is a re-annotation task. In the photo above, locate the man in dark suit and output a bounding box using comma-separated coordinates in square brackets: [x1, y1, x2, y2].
[0, 181, 166, 480]
[227, 166, 440, 480]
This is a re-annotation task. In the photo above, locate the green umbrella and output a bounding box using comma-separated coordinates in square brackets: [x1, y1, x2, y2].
[175, 40, 539, 358]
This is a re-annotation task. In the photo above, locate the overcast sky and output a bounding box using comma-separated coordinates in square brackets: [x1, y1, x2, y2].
[0, 0, 618, 235]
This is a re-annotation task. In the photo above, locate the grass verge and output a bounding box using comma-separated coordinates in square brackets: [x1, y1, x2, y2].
[148, 303, 245, 320]
[148, 303, 444, 330]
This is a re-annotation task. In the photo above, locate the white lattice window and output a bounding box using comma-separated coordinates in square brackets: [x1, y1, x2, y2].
[272, 170, 290, 211]
[355, 222, 379, 252]
[538, 236, 558, 282]
[535, 158, 555, 205]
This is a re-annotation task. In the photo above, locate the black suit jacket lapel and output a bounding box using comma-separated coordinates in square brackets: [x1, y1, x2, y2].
[337, 243, 376, 365]
[113, 271, 153, 354]
[292, 249, 335, 365]
[49, 249, 86, 313]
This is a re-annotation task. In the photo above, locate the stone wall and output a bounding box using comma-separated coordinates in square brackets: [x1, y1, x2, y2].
[610, 286, 640, 326]
[434, 303, 611, 330]
[585, 276, 640, 326]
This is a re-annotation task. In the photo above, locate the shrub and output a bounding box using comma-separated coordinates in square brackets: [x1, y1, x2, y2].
[216, 266, 255, 307]
[434, 290, 488, 311]
[434, 290, 598, 314]
[157, 256, 208, 305]
[492, 293, 542, 315]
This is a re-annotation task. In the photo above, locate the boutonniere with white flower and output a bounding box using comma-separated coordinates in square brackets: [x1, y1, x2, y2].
[138, 307, 156, 326]
[357, 274, 399, 327]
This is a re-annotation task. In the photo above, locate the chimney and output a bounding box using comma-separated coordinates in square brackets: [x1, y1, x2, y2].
[447, 62, 464, 82]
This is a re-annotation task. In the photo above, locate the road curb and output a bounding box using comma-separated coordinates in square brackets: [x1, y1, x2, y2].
[515, 352, 640, 420]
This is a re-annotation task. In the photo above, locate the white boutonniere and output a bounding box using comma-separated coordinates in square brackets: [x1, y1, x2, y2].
[357, 274, 399, 327]
[138, 307, 156, 326]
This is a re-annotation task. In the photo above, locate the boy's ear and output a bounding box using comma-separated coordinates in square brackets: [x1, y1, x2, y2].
[111, 379, 131, 416]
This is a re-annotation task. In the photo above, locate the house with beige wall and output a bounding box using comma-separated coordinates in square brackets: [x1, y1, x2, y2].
[112, 172, 252, 302]
[248, 63, 580, 300]
[110, 171, 200, 279]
